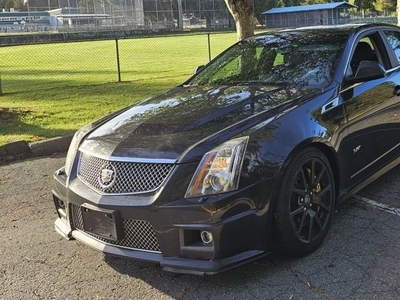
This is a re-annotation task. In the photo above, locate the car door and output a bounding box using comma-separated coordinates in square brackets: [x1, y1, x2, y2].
[339, 30, 400, 191]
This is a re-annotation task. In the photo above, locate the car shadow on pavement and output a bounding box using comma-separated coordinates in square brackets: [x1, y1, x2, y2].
[103, 251, 298, 299]
[102, 186, 400, 300]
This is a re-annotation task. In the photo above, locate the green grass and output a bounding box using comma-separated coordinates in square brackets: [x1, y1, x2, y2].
[0, 32, 238, 146]
[0, 82, 172, 145]
[0, 33, 237, 93]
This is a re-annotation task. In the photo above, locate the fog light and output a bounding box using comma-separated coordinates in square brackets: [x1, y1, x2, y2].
[200, 230, 213, 244]
[57, 199, 65, 209]
[53, 196, 67, 220]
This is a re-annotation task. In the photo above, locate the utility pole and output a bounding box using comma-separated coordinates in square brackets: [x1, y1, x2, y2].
[27, 0, 30, 28]
[177, 0, 183, 30]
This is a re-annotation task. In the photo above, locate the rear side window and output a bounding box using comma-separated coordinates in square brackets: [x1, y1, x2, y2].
[384, 30, 400, 64]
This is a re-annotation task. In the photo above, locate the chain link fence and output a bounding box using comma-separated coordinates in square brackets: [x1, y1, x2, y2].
[1, 0, 232, 33]
[0, 31, 237, 94]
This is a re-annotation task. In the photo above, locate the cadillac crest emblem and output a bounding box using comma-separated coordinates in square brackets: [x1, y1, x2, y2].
[98, 163, 117, 189]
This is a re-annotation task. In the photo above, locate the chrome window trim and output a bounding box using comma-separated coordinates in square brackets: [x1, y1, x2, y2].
[385, 64, 400, 74]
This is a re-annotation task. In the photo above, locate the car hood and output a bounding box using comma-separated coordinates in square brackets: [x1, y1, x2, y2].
[80, 85, 318, 162]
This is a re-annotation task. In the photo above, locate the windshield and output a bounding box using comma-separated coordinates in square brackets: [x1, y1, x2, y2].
[188, 32, 347, 88]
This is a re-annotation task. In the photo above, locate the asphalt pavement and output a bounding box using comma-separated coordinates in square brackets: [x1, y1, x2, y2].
[0, 150, 399, 299]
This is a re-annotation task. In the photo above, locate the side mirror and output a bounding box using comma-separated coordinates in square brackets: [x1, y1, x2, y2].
[193, 65, 204, 75]
[347, 61, 385, 84]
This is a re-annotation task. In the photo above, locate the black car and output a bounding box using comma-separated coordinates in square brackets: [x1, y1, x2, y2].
[53, 23, 400, 274]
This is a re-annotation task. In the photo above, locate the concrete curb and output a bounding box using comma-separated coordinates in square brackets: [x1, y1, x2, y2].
[0, 134, 73, 163]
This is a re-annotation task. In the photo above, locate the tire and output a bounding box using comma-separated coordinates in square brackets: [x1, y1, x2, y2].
[274, 147, 335, 256]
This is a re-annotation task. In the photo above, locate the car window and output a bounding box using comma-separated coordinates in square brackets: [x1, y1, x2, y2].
[207, 43, 264, 84]
[350, 37, 377, 69]
[261, 45, 338, 88]
[346, 36, 380, 78]
[383, 30, 400, 65]
[188, 35, 346, 88]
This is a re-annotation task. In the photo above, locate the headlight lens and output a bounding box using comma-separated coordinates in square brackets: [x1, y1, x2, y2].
[185, 137, 249, 198]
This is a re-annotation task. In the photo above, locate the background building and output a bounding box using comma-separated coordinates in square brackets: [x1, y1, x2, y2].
[0, 0, 232, 32]
[47, 8, 110, 29]
[0, 9, 50, 32]
[262, 2, 357, 29]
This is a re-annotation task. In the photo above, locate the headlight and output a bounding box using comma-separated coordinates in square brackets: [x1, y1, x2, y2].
[185, 137, 249, 198]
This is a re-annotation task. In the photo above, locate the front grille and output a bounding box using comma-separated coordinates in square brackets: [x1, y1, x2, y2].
[71, 204, 161, 252]
[77, 152, 174, 194]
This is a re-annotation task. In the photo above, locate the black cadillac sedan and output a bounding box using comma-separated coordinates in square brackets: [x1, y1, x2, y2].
[53, 23, 400, 274]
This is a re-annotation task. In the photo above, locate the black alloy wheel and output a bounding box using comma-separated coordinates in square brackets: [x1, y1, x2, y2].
[274, 147, 335, 256]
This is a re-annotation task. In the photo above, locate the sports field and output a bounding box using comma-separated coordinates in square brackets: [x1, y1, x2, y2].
[0, 32, 238, 146]
[1, 32, 237, 93]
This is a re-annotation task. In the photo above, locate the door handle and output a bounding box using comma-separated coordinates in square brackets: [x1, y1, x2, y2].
[321, 97, 340, 114]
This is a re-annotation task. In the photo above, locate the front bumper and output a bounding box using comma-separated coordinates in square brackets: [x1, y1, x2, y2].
[55, 216, 266, 274]
[52, 167, 274, 275]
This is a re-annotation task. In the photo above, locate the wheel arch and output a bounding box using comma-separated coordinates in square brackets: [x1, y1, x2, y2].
[310, 142, 340, 204]
[270, 140, 339, 255]
[279, 140, 340, 206]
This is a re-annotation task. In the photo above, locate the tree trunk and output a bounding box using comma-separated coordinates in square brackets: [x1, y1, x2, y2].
[224, 0, 254, 41]
[398, 0, 400, 26]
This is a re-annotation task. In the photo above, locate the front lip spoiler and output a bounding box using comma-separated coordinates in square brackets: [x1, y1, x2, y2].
[62, 226, 269, 275]
[55, 218, 72, 240]
[161, 250, 269, 275]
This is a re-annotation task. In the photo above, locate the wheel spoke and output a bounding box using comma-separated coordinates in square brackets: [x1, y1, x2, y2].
[307, 213, 314, 243]
[314, 164, 326, 187]
[309, 209, 323, 229]
[293, 187, 307, 197]
[299, 167, 309, 189]
[307, 209, 323, 242]
[290, 206, 305, 217]
[313, 196, 330, 212]
[311, 159, 316, 185]
[296, 210, 308, 235]
[318, 184, 331, 198]
[312, 184, 332, 212]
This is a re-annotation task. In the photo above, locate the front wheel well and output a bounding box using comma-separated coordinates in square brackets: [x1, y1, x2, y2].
[310, 143, 340, 204]
[280, 142, 340, 205]
[272, 145, 337, 256]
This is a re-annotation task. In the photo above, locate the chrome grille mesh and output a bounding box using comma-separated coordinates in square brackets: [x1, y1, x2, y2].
[77, 152, 174, 194]
[71, 204, 161, 252]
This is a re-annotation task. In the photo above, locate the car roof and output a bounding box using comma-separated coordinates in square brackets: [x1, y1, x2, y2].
[250, 23, 400, 41]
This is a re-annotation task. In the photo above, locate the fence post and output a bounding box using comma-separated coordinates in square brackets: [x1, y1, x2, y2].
[115, 39, 121, 82]
[207, 33, 211, 62]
